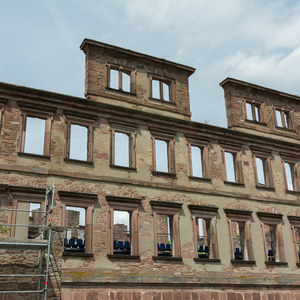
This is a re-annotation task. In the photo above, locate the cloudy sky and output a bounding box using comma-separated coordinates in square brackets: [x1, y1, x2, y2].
[1, 0, 300, 127]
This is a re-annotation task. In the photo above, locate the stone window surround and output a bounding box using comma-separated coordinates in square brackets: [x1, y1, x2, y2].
[151, 130, 176, 176]
[251, 149, 274, 190]
[187, 138, 211, 180]
[109, 120, 137, 170]
[273, 106, 294, 130]
[148, 73, 175, 103]
[106, 62, 136, 94]
[6, 186, 46, 238]
[221, 144, 244, 185]
[281, 155, 300, 193]
[59, 191, 97, 255]
[188, 205, 219, 262]
[150, 200, 182, 260]
[19, 108, 53, 157]
[224, 209, 255, 264]
[287, 215, 300, 265]
[257, 212, 287, 265]
[64, 113, 95, 163]
[106, 196, 141, 258]
[244, 98, 266, 123]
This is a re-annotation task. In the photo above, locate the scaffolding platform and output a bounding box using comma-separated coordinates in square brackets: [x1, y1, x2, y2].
[0, 237, 48, 250]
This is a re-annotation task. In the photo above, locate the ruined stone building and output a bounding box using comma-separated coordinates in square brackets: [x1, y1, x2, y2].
[1, 39, 300, 299]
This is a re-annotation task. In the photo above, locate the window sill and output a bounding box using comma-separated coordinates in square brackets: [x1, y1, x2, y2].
[62, 252, 93, 258]
[107, 254, 140, 260]
[106, 87, 137, 97]
[152, 171, 177, 178]
[189, 176, 212, 183]
[64, 158, 94, 166]
[193, 258, 220, 263]
[275, 126, 295, 133]
[245, 120, 267, 126]
[231, 259, 256, 265]
[256, 185, 275, 192]
[265, 261, 288, 266]
[153, 256, 182, 262]
[149, 97, 176, 106]
[18, 152, 50, 160]
[286, 190, 300, 195]
[109, 164, 137, 172]
[224, 181, 245, 187]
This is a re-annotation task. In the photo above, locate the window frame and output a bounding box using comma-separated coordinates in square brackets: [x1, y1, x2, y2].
[19, 108, 53, 157]
[148, 74, 175, 103]
[287, 216, 300, 265]
[106, 196, 141, 258]
[110, 121, 137, 170]
[106, 63, 136, 94]
[150, 201, 182, 260]
[188, 205, 219, 262]
[252, 150, 274, 189]
[244, 99, 265, 123]
[257, 212, 287, 265]
[64, 113, 96, 163]
[187, 139, 211, 180]
[282, 158, 300, 192]
[273, 106, 293, 130]
[224, 209, 255, 264]
[151, 130, 176, 176]
[221, 146, 244, 185]
[59, 191, 97, 255]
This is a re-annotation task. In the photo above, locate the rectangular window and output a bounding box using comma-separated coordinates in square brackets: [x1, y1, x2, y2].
[191, 146, 203, 178]
[222, 149, 243, 184]
[288, 216, 300, 264]
[257, 212, 286, 264]
[65, 114, 95, 163]
[245, 100, 264, 123]
[151, 201, 182, 259]
[107, 196, 141, 257]
[149, 75, 174, 102]
[253, 154, 273, 188]
[20, 110, 52, 157]
[110, 122, 137, 169]
[107, 64, 135, 93]
[152, 132, 176, 175]
[225, 209, 254, 263]
[284, 162, 295, 191]
[189, 205, 219, 261]
[64, 206, 86, 253]
[275, 108, 292, 129]
[60, 191, 96, 255]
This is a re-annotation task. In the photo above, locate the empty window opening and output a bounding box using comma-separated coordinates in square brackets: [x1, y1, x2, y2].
[157, 214, 172, 256]
[197, 218, 210, 258]
[114, 132, 129, 167]
[122, 72, 131, 92]
[256, 157, 266, 185]
[276, 110, 283, 127]
[191, 146, 203, 177]
[152, 79, 160, 99]
[225, 152, 236, 182]
[15, 202, 41, 239]
[284, 112, 290, 128]
[64, 206, 86, 253]
[155, 139, 168, 173]
[110, 69, 119, 90]
[264, 224, 278, 262]
[284, 162, 294, 191]
[24, 117, 46, 155]
[162, 82, 170, 101]
[295, 227, 300, 259]
[69, 124, 88, 161]
[231, 221, 247, 260]
[245, 102, 261, 122]
[113, 210, 131, 255]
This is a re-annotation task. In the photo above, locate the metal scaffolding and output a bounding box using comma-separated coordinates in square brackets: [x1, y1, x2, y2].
[0, 182, 55, 300]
